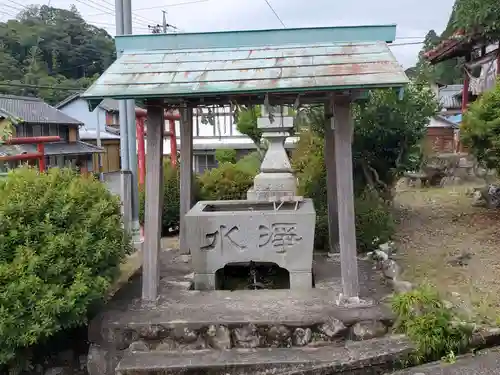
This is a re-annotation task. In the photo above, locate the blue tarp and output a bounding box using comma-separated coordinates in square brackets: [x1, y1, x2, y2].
[446, 114, 462, 124]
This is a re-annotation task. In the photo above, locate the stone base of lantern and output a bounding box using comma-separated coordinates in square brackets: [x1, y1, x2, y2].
[247, 172, 298, 201]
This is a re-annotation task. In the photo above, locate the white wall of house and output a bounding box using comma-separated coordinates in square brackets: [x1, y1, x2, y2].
[58, 98, 107, 132]
[61, 100, 298, 172]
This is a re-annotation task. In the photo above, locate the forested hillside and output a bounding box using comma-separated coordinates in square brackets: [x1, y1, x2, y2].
[405, 6, 463, 85]
[0, 5, 116, 104]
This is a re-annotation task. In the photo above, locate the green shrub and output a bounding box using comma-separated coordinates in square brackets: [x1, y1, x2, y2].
[391, 285, 473, 363]
[354, 191, 394, 251]
[198, 162, 255, 200]
[0, 167, 131, 365]
[215, 149, 237, 164]
[139, 160, 181, 235]
[461, 81, 500, 170]
[235, 151, 262, 175]
[292, 130, 394, 251]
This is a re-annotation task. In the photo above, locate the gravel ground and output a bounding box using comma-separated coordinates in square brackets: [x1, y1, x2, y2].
[393, 183, 500, 324]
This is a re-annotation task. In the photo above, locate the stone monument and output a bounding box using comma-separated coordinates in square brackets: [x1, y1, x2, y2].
[185, 105, 316, 290]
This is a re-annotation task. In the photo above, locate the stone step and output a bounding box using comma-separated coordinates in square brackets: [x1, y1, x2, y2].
[93, 289, 395, 351]
[115, 335, 414, 375]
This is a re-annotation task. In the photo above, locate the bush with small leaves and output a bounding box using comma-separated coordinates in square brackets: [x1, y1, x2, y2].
[292, 130, 394, 252]
[198, 162, 255, 201]
[391, 285, 473, 364]
[0, 167, 132, 366]
[234, 151, 262, 175]
[215, 149, 237, 164]
[139, 160, 184, 235]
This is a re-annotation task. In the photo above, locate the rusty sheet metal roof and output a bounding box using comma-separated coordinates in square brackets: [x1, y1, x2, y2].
[82, 41, 408, 101]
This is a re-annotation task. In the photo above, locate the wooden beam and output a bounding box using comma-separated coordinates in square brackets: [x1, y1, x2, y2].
[158, 89, 370, 107]
[179, 105, 194, 254]
[464, 48, 499, 70]
[142, 99, 164, 301]
[333, 95, 359, 298]
[324, 98, 339, 253]
[462, 53, 471, 113]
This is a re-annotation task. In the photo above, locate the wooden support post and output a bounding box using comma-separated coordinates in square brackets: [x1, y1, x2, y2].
[324, 99, 339, 253]
[179, 105, 194, 254]
[142, 100, 164, 301]
[333, 95, 359, 299]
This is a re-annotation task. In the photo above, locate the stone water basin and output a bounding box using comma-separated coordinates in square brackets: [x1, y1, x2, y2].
[185, 199, 316, 290]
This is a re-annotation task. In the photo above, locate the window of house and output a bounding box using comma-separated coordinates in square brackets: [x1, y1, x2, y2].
[58, 126, 69, 141]
[32, 125, 41, 137]
[16, 124, 26, 137]
[195, 153, 218, 173]
[47, 125, 69, 141]
[49, 124, 58, 137]
[45, 156, 57, 169]
[42, 125, 51, 136]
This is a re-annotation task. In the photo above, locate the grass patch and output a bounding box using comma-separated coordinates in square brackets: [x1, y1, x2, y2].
[391, 285, 474, 364]
[394, 184, 500, 324]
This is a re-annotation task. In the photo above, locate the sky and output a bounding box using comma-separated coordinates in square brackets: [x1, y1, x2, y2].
[1, 0, 456, 68]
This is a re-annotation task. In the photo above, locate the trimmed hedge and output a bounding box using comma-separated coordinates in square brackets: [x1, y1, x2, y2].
[215, 149, 237, 164]
[0, 167, 132, 365]
[139, 160, 183, 235]
[198, 151, 262, 201]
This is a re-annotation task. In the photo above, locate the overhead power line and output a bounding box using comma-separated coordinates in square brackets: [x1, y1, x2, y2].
[0, 9, 17, 17]
[72, 0, 151, 27]
[93, 0, 157, 25]
[86, 0, 209, 16]
[5, 0, 24, 9]
[263, 0, 285, 28]
[0, 82, 84, 91]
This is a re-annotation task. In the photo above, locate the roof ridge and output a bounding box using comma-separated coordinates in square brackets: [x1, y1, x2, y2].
[0, 94, 42, 101]
[55, 92, 83, 109]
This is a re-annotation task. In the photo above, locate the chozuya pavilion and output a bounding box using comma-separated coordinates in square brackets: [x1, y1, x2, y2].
[82, 24, 410, 375]
[82, 25, 407, 302]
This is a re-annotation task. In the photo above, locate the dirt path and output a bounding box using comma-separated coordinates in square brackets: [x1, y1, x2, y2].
[393, 184, 500, 324]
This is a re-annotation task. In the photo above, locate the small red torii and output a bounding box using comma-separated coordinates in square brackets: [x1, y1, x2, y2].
[135, 108, 179, 186]
[0, 136, 61, 172]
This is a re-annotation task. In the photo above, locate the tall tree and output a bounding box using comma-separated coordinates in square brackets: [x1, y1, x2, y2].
[452, 0, 500, 38]
[405, 1, 465, 85]
[413, 30, 441, 82]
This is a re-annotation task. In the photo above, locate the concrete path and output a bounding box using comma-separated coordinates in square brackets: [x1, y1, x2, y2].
[390, 349, 500, 375]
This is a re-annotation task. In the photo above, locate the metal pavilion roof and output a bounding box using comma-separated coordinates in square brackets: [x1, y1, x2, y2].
[82, 25, 408, 105]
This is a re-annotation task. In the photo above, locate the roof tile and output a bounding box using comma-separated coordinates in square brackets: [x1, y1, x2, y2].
[0, 95, 82, 125]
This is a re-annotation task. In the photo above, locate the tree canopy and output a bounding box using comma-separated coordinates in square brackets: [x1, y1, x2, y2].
[408, 0, 500, 85]
[461, 82, 500, 170]
[452, 0, 500, 39]
[0, 5, 116, 104]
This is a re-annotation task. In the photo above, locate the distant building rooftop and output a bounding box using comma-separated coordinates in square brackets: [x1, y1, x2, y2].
[0, 94, 82, 126]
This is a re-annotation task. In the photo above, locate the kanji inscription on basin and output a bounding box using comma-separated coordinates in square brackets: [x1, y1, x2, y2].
[185, 199, 316, 290]
[200, 225, 246, 254]
[259, 223, 302, 253]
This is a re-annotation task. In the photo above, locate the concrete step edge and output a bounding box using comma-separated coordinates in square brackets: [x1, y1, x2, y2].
[116, 335, 414, 374]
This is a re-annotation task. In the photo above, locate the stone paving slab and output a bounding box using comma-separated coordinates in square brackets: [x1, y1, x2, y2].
[388, 349, 500, 375]
[116, 335, 413, 375]
[95, 250, 393, 332]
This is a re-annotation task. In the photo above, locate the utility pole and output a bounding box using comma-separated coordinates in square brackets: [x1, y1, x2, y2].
[122, 0, 141, 244]
[115, 0, 140, 243]
[162, 11, 167, 33]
